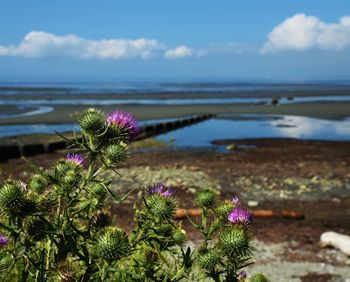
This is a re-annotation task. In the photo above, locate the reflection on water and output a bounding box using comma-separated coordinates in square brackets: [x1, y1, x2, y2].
[156, 114, 350, 147]
[0, 106, 54, 119]
[1, 114, 350, 144]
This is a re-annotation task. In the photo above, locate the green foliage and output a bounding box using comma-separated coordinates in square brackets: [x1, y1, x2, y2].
[0, 108, 265, 281]
[250, 273, 270, 282]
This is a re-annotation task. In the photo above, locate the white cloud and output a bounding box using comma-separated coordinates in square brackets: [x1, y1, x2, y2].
[261, 14, 350, 53]
[164, 45, 193, 59]
[0, 31, 163, 59]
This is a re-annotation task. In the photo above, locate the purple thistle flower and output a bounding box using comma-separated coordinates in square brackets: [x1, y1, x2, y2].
[107, 110, 141, 140]
[232, 196, 241, 206]
[0, 235, 8, 246]
[66, 153, 85, 167]
[237, 271, 247, 280]
[148, 183, 174, 197]
[228, 207, 253, 225]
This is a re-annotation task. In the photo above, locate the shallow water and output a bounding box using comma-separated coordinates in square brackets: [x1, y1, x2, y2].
[1, 96, 350, 109]
[0, 117, 182, 138]
[156, 114, 350, 148]
[1, 114, 350, 145]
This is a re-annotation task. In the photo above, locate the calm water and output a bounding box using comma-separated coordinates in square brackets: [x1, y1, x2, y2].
[0, 81, 350, 141]
[156, 114, 350, 148]
[1, 114, 350, 144]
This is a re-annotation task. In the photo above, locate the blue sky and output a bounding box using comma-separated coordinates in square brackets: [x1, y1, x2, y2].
[0, 0, 350, 80]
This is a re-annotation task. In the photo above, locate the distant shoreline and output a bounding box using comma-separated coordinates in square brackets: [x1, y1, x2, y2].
[1, 102, 350, 126]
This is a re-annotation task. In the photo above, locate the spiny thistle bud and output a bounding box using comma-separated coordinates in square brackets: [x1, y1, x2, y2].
[218, 228, 251, 257]
[56, 260, 84, 282]
[25, 217, 51, 241]
[63, 170, 80, 186]
[195, 188, 218, 208]
[0, 180, 36, 217]
[95, 228, 130, 262]
[155, 224, 173, 237]
[29, 174, 48, 194]
[55, 160, 78, 177]
[145, 194, 177, 220]
[106, 110, 141, 141]
[172, 229, 186, 246]
[90, 210, 112, 229]
[0, 235, 8, 246]
[197, 250, 221, 271]
[250, 273, 269, 282]
[90, 183, 108, 202]
[78, 108, 106, 135]
[104, 144, 127, 164]
[215, 200, 235, 218]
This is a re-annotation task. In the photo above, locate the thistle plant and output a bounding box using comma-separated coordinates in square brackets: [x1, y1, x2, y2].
[0, 108, 267, 281]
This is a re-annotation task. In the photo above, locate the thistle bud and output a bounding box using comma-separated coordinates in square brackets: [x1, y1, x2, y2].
[172, 229, 186, 246]
[95, 228, 130, 262]
[90, 183, 108, 202]
[197, 250, 220, 271]
[63, 170, 79, 186]
[218, 228, 250, 257]
[29, 174, 48, 194]
[0, 181, 36, 217]
[250, 273, 269, 282]
[55, 160, 77, 177]
[78, 108, 106, 135]
[25, 217, 51, 241]
[155, 224, 173, 237]
[215, 200, 235, 218]
[145, 194, 177, 220]
[104, 144, 127, 165]
[195, 188, 218, 208]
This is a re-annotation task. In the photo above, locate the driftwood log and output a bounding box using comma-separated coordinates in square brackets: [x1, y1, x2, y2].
[174, 208, 304, 220]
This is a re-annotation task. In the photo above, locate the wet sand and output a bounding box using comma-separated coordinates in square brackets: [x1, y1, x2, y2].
[1, 101, 350, 126]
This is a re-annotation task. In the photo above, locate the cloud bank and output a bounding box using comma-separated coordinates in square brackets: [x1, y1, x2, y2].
[1, 15, 350, 61]
[0, 31, 164, 59]
[261, 14, 350, 53]
[164, 45, 193, 59]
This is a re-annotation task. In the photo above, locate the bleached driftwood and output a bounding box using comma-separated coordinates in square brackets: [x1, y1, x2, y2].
[320, 231, 350, 256]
